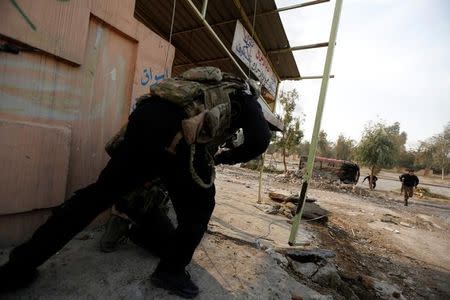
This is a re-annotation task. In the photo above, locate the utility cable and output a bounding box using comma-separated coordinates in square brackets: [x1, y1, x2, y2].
[164, 0, 177, 76]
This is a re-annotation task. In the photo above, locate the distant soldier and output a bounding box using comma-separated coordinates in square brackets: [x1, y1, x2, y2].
[399, 170, 419, 206]
[362, 174, 378, 189]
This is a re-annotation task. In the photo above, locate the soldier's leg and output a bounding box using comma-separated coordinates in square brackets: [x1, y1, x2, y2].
[151, 144, 215, 298]
[128, 207, 176, 257]
[404, 186, 410, 206]
[1, 156, 148, 291]
[151, 181, 215, 298]
[160, 184, 215, 271]
[9, 182, 114, 269]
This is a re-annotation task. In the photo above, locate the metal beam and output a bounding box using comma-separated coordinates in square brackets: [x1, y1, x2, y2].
[258, 0, 330, 17]
[184, 0, 248, 78]
[285, 75, 335, 80]
[172, 0, 330, 37]
[268, 42, 329, 54]
[201, 0, 208, 18]
[302, 75, 335, 80]
[288, 0, 344, 246]
[173, 56, 231, 68]
[172, 19, 236, 37]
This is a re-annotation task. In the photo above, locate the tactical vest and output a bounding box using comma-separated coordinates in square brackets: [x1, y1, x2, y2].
[105, 66, 259, 188]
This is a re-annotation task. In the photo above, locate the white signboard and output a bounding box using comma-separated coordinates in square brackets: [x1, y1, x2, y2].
[232, 20, 278, 96]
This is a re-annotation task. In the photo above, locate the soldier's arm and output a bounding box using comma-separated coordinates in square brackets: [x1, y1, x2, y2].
[214, 98, 271, 165]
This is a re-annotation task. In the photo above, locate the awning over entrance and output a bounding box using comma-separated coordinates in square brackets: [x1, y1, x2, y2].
[134, 0, 303, 130]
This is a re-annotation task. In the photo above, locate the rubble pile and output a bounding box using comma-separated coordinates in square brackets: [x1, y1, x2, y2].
[259, 246, 407, 300]
[263, 192, 329, 222]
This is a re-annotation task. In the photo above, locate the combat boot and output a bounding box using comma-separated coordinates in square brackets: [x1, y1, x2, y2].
[151, 265, 199, 298]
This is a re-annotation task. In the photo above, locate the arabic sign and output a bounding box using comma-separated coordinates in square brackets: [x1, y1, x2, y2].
[232, 20, 278, 96]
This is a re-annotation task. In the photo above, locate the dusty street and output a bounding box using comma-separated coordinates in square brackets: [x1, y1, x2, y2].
[1, 165, 449, 299]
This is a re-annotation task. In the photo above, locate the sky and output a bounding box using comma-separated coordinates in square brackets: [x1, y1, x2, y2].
[273, 0, 450, 149]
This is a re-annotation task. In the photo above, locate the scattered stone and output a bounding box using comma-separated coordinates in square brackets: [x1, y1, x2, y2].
[254, 203, 279, 215]
[373, 278, 406, 300]
[266, 248, 289, 267]
[403, 277, 414, 286]
[256, 239, 270, 250]
[285, 202, 296, 210]
[265, 207, 279, 215]
[266, 192, 328, 222]
[290, 261, 319, 278]
[381, 214, 400, 225]
[399, 222, 412, 228]
[311, 263, 358, 299]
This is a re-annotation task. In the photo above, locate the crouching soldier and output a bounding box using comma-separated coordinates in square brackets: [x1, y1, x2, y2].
[0, 67, 272, 298]
[99, 130, 246, 254]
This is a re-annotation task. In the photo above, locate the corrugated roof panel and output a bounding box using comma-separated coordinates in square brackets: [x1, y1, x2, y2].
[135, 0, 301, 80]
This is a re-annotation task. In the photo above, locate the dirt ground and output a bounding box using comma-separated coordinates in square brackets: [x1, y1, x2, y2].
[1, 164, 449, 299]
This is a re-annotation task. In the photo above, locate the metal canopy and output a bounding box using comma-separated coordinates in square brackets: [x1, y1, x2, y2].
[134, 0, 300, 81]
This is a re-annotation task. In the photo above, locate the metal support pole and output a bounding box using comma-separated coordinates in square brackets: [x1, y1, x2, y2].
[185, 0, 248, 78]
[288, 0, 343, 246]
[257, 152, 266, 203]
[285, 75, 335, 80]
[258, 0, 330, 17]
[268, 42, 329, 54]
[201, 0, 208, 18]
[301, 75, 335, 80]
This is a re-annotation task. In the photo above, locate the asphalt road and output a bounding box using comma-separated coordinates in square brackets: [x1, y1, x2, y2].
[357, 176, 450, 198]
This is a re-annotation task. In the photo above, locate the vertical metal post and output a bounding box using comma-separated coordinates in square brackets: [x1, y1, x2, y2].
[258, 80, 280, 203]
[257, 152, 266, 203]
[201, 0, 209, 18]
[288, 0, 343, 245]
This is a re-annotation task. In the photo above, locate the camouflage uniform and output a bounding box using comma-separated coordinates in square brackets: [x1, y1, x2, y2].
[1, 67, 271, 298]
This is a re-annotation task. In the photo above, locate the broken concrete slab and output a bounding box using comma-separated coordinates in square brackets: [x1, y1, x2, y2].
[381, 214, 401, 225]
[284, 249, 336, 263]
[290, 260, 319, 278]
[360, 275, 406, 300]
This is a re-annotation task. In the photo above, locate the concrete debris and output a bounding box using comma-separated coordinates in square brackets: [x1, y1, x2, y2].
[399, 222, 413, 228]
[311, 262, 358, 300]
[264, 191, 328, 222]
[285, 249, 336, 263]
[361, 275, 406, 300]
[265, 247, 289, 267]
[255, 239, 271, 251]
[291, 261, 319, 278]
[381, 214, 401, 225]
[416, 214, 443, 229]
[268, 192, 319, 204]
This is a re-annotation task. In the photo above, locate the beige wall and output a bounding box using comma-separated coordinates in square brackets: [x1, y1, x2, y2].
[0, 0, 175, 247]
